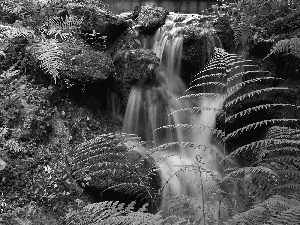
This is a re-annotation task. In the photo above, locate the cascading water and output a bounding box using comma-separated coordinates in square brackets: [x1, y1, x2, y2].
[123, 13, 239, 224]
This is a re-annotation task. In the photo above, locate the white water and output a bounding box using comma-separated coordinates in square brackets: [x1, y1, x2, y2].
[122, 14, 235, 224]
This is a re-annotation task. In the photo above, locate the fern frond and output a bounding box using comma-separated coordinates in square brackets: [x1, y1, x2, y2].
[168, 106, 224, 117]
[266, 206, 300, 225]
[223, 138, 300, 161]
[265, 126, 300, 140]
[152, 124, 225, 140]
[186, 81, 227, 92]
[45, 15, 83, 40]
[176, 93, 223, 101]
[264, 37, 300, 60]
[33, 39, 64, 83]
[225, 119, 299, 141]
[224, 166, 277, 179]
[225, 87, 289, 108]
[190, 72, 226, 85]
[226, 104, 300, 123]
[264, 156, 300, 164]
[274, 184, 300, 191]
[224, 206, 268, 225]
[227, 77, 283, 94]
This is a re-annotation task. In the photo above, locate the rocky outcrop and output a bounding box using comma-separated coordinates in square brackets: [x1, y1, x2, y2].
[65, 3, 128, 47]
[134, 5, 169, 35]
[113, 49, 160, 100]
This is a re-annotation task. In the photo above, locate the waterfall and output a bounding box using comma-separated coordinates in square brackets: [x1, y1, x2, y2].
[123, 13, 230, 224]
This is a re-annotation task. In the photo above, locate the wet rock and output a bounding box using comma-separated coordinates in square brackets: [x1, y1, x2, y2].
[113, 49, 160, 101]
[28, 38, 115, 82]
[181, 27, 221, 84]
[135, 5, 169, 35]
[66, 3, 128, 47]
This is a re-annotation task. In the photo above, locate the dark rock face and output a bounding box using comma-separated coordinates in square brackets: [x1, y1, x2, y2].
[113, 49, 160, 102]
[135, 5, 169, 35]
[66, 3, 128, 47]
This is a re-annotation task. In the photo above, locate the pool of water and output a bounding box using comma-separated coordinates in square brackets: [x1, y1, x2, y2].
[102, 0, 221, 14]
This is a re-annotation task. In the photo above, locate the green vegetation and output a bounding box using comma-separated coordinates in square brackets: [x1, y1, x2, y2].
[1, 0, 300, 224]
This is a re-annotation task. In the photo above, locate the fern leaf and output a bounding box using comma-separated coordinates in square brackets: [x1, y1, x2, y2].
[224, 166, 277, 179]
[227, 77, 283, 94]
[152, 124, 225, 140]
[225, 119, 299, 141]
[168, 106, 224, 117]
[34, 39, 64, 83]
[46, 15, 83, 40]
[223, 138, 300, 161]
[225, 87, 289, 108]
[226, 104, 300, 123]
[176, 93, 223, 101]
[266, 206, 300, 225]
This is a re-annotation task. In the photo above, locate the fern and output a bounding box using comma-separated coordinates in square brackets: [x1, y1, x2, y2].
[32, 39, 64, 83]
[43, 15, 83, 40]
[264, 37, 300, 60]
[65, 201, 164, 225]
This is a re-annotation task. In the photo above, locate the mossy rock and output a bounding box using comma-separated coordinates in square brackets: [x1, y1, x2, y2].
[66, 3, 128, 46]
[113, 49, 159, 101]
[28, 38, 115, 82]
[135, 5, 169, 35]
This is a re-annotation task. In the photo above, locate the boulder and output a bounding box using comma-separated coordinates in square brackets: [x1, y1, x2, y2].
[65, 3, 128, 47]
[113, 49, 160, 101]
[28, 38, 115, 82]
[135, 5, 169, 35]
